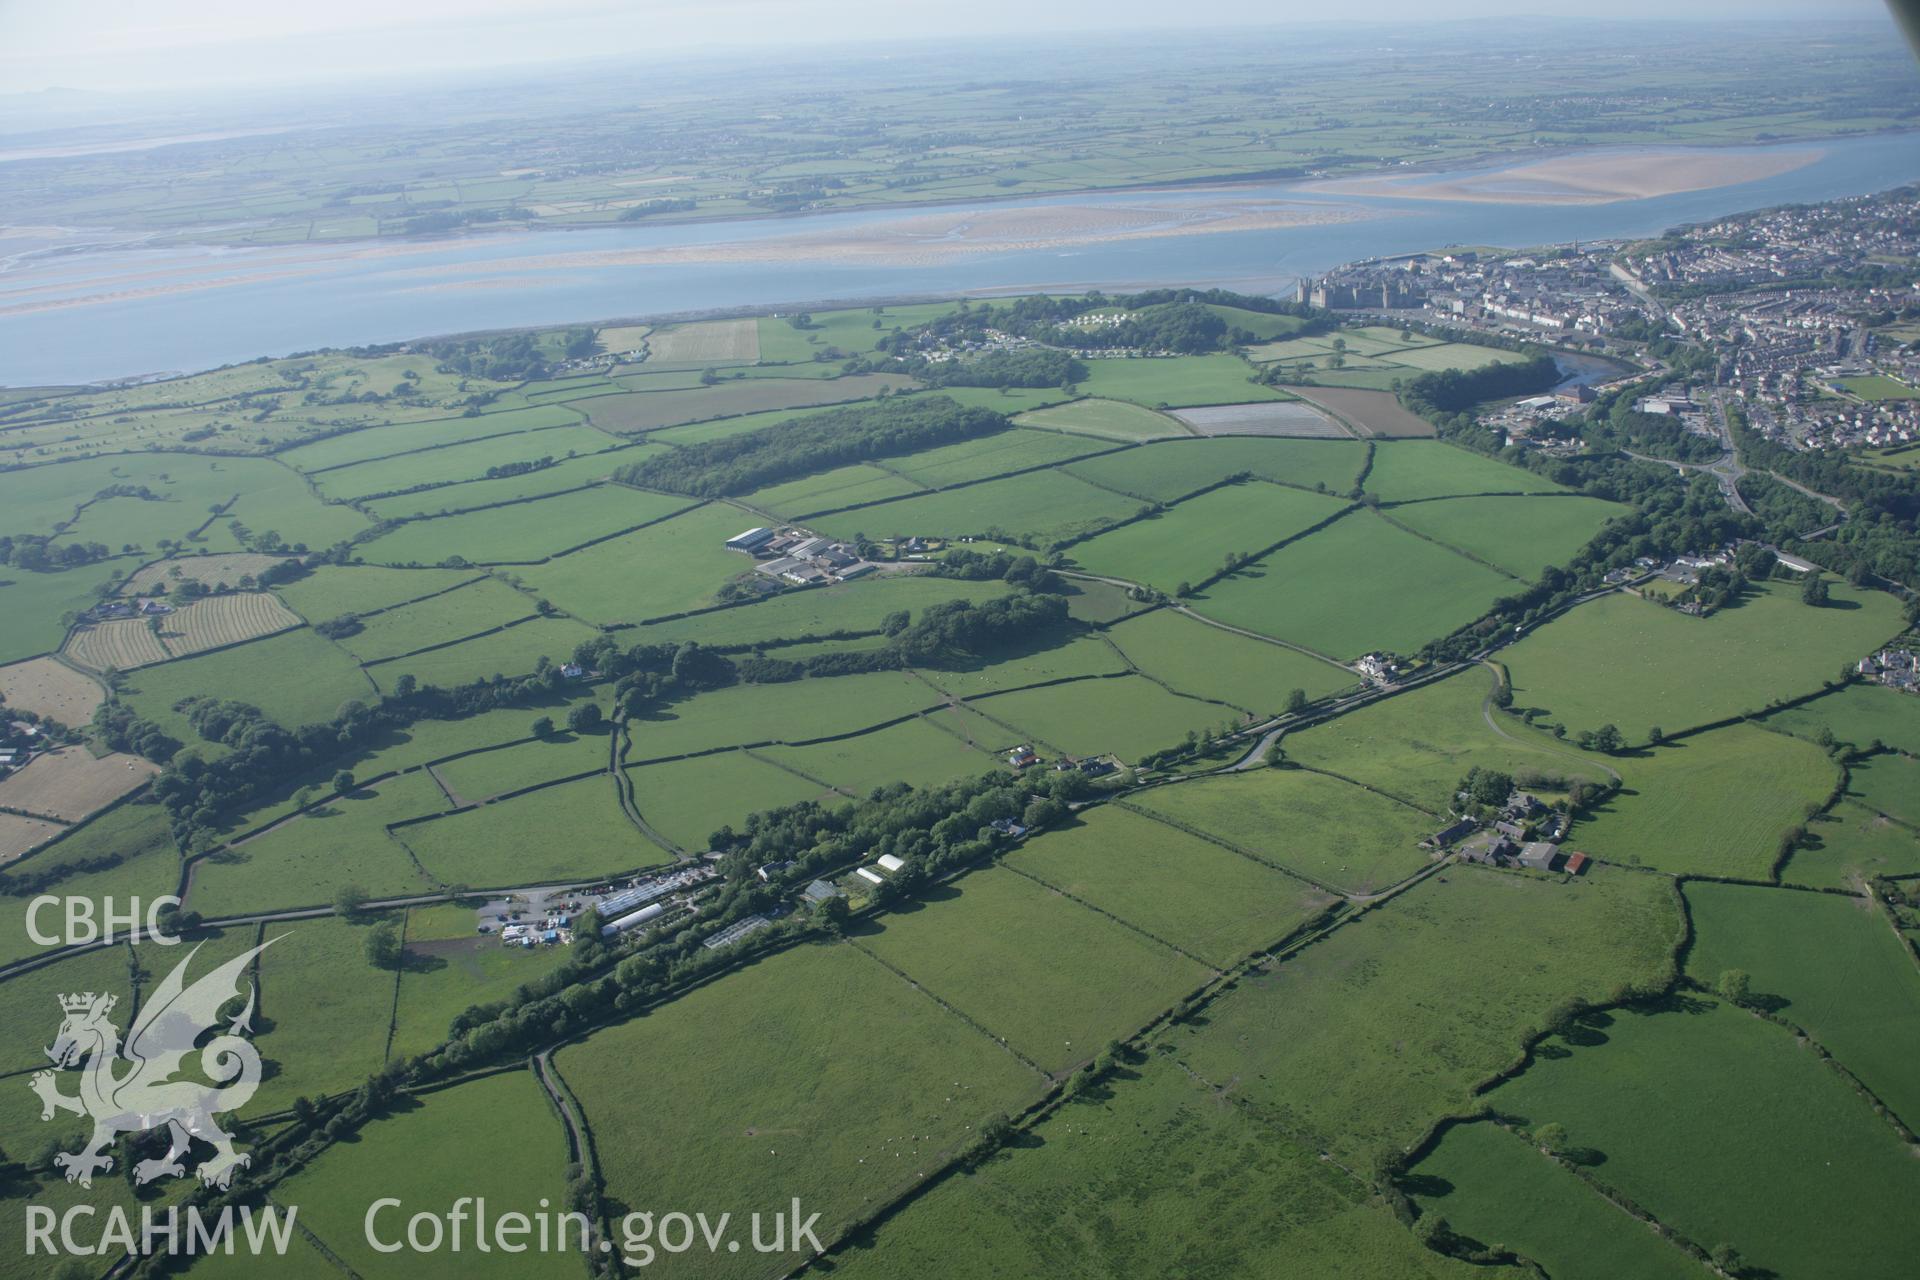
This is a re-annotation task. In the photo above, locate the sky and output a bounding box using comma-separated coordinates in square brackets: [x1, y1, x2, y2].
[0, 0, 1898, 96]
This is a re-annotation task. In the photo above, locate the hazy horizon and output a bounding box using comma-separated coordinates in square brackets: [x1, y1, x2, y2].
[0, 2, 1898, 97]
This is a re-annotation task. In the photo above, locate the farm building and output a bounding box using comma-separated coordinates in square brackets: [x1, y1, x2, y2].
[702, 914, 774, 950]
[875, 853, 907, 874]
[1432, 818, 1477, 849]
[856, 867, 885, 886]
[1518, 842, 1559, 870]
[599, 902, 667, 938]
[1563, 851, 1591, 875]
[725, 527, 776, 553]
[758, 859, 796, 882]
[802, 879, 841, 904]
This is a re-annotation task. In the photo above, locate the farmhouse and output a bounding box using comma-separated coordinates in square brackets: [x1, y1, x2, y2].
[757, 860, 796, 882]
[1431, 818, 1477, 849]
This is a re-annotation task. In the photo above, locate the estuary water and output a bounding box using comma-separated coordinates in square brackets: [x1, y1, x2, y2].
[2, 133, 1915, 387]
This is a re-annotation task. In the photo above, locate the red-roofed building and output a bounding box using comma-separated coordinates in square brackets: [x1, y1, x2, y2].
[1564, 851, 1590, 875]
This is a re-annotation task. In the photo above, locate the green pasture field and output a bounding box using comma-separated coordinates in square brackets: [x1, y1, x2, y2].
[1006, 805, 1336, 966]
[971, 674, 1233, 761]
[887, 428, 1114, 488]
[0, 558, 128, 663]
[633, 574, 1012, 650]
[1203, 303, 1311, 340]
[1499, 582, 1906, 743]
[1685, 880, 1920, 1126]
[854, 866, 1211, 1074]
[1068, 481, 1351, 593]
[216, 689, 607, 836]
[1284, 669, 1600, 811]
[270, 1070, 571, 1280]
[174, 1222, 339, 1279]
[1012, 398, 1189, 441]
[272, 565, 479, 620]
[1105, 607, 1352, 709]
[507, 501, 752, 624]
[1407, 1121, 1708, 1280]
[916, 629, 1128, 698]
[360, 451, 645, 520]
[338, 577, 539, 661]
[430, 727, 608, 804]
[835, 1056, 1478, 1280]
[310, 426, 618, 502]
[0, 802, 179, 965]
[204, 466, 374, 551]
[1064, 435, 1367, 500]
[1846, 750, 1920, 825]
[760, 716, 1000, 798]
[1127, 766, 1436, 893]
[906, 385, 1079, 416]
[755, 302, 965, 364]
[1191, 509, 1515, 659]
[810, 470, 1136, 552]
[1490, 998, 1920, 1280]
[1787, 801, 1920, 888]
[364, 616, 599, 692]
[581, 374, 917, 433]
[1363, 440, 1566, 501]
[626, 749, 832, 850]
[1760, 681, 1920, 754]
[389, 931, 569, 1061]
[121, 626, 377, 744]
[358, 484, 696, 565]
[400, 774, 666, 884]
[811, 468, 1140, 546]
[251, 914, 406, 1114]
[277, 405, 584, 472]
[0, 944, 137, 1074]
[1292, 368, 1413, 392]
[557, 938, 1045, 1276]
[741, 463, 926, 516]
[1170, 866, 1680, 1166]
[2, 454, 290, 548]
[1386, 495, 1622, 580]
[187, 771, 448, 916]
[626, 671, 935, 761]
[1569, 726, 1834, 879]
[1379, 342, 1531, 373]
[1837, 374, 1919, 400]
[1075, 355, 1284, 408]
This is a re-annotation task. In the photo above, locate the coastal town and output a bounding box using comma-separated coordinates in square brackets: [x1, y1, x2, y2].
[1299, 185, 1920, 456]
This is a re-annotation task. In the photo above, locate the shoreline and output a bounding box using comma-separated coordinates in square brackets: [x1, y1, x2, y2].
[7, 128, 1910, 260]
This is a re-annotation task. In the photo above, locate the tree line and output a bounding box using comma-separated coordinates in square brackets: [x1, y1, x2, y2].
[613, 396, 1006, 498]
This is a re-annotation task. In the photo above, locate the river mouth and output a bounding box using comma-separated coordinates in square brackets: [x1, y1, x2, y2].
[1, 132, 1914, 387]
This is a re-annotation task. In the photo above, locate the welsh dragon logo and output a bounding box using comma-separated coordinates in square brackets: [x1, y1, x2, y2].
[30, 939, 278, 1189]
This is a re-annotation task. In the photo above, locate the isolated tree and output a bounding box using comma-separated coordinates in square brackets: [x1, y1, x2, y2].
[531, 716, 555, 738]
[1647, 725, 1664, 744]
[1802, 574, 1830, 607]
[1532, 1122, 1569, 1156]
[567, 703, 604, 734]
[1716, 968, 1751, 1006]
[392, 673, 418, 699]
[333, 883, 369, 918]
[1591, 724, 1624, 754]
[1711, 1243, 1746, 1275]
[364, 921, 403, 970]
[1286, 688, 1309, 714]
[332, 770, 355, 796]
